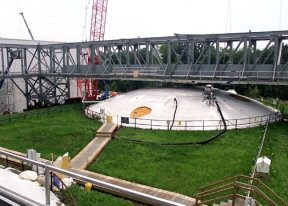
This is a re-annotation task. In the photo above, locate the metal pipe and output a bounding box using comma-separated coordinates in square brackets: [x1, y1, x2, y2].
[0, 150, 185, 206]
[0, 185, 41, 206]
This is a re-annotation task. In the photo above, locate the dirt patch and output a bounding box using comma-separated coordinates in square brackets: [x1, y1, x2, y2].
[229, 94, 250, 102]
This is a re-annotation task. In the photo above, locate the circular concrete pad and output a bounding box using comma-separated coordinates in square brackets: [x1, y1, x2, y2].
[87, 87, 280, 130]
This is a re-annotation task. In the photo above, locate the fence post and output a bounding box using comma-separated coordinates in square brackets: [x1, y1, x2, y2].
[235, 119, 237, 129]
[185, 121, 187, 131]
[232, 183, 238, 206]
[253, 181, 258, 200]
[135, 118, 136, 129]
[203, 121, 204, 131]
[150, 119, 152, 130]
[45, 162, 51, 206]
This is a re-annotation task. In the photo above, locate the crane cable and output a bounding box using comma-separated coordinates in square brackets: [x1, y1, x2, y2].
[82, 0, 90, 42]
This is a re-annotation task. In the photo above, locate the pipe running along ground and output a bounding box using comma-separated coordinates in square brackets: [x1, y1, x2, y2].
[169, 98, 178, 130]
[113, 100, 227, 146]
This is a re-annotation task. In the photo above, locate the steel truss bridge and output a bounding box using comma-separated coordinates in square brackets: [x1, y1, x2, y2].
[1, 30, 288, 109]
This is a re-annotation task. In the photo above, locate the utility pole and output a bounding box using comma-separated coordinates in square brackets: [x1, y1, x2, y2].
[19, 12, 34, 40]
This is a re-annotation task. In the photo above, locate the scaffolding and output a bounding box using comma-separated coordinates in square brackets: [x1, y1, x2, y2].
[0, 79, 14, 115]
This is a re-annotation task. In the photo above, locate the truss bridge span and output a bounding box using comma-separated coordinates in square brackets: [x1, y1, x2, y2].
[1, 30, 288, 109]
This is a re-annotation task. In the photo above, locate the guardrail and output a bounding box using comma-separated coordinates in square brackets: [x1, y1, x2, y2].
[0, 150, 186, 206]
[108, 69, 288, 83]
[118, 112, 281, 131]
[3, 70, 288, 84]
[83, 105, 281, 131]
[194, 175, 288, 206]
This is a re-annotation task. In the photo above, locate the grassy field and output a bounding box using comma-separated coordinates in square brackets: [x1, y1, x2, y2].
[0, 106, 102, 159]
[0, 103, 287, 205]
[89, 126, 264, 196]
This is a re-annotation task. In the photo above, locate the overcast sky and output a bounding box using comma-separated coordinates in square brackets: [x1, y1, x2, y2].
[0, 0, 287, 43]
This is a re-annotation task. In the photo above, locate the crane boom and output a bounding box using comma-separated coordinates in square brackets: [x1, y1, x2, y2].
[19, 12, 34, 40]
[90, 0, 108, 41]
[78, 0, 108, 101]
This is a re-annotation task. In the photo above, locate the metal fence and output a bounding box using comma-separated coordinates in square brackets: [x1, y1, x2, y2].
[119, 112, 281, 131]
[0, 103, 82, 124]
[83, 106, 282, 131]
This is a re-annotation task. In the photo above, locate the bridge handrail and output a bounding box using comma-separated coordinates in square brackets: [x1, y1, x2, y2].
[2, 70, 288, 83]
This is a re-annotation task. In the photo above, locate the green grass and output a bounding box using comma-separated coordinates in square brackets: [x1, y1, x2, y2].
[1, 102, 288, 205]
[260, 121, 288, 199]
[58, 185, 137, 206]
[116, 127, 221, 144]
[88, 126, 265, 197]
[0, 107, 102, 159]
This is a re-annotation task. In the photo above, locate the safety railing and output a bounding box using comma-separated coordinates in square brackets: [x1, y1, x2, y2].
[112, 67, 162, 78]
[108, 69, 288, 83]
[3, 70, 288, 84]
[194, 175, 288, 206]
[84, 107, 101, 120]
[118, 112, 281, 131]
[0, 103, 82, 124]
[0, 150, 186, 206]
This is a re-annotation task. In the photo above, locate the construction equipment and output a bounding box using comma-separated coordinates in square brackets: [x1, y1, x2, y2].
[77, 0, 108, 101]
[101, 80, 109, 100]
[19, 12, 34, 40]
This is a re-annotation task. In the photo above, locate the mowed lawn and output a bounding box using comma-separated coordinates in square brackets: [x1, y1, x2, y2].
[1, 103, 288, 204]
[89, 126, 264, 197]
[0, 107, 102, 159]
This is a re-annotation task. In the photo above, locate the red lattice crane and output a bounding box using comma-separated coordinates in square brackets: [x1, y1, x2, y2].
[77, 0, 108, 101]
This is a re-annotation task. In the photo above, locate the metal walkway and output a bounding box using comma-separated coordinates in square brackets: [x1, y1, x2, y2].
[1, 30, 288, 109]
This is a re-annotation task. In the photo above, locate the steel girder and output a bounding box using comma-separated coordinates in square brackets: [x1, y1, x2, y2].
[0, 79, 14, 115]
[0, 45, 70, 109]
[1, 31, 288, 108]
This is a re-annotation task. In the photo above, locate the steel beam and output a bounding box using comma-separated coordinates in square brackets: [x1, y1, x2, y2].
[0, 31, 288, 108]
